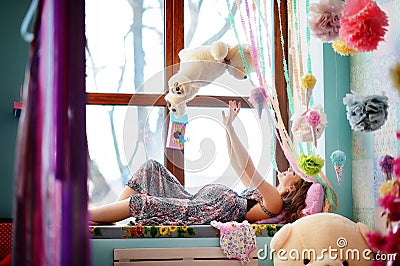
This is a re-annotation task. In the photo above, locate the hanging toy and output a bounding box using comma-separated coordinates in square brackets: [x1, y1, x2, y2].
[330, 150, 346, 184]
[301, 73, 317, 110]
[166, 113, 188, 150]
[248, 87, 269, 119]
[306, 109, 321, 148]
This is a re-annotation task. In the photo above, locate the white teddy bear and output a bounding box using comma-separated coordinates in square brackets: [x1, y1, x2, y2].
[165, 41, 254, 118]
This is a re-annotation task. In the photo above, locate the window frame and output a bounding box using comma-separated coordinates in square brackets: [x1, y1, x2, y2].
[85, 0, 288, 185]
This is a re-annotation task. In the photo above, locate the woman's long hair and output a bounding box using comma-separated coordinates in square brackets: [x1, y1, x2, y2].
[282, 178, 313, 223]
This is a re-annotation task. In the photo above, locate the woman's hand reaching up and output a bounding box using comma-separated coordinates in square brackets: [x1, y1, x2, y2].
[222, 100, 241, 129]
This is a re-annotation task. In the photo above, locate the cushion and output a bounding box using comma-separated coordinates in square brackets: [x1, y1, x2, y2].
[301, 182, 324, 216]
[256, 182, 325, 224]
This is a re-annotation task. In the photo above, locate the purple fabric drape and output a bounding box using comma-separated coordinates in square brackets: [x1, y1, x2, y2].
[13, 0, 90, 265]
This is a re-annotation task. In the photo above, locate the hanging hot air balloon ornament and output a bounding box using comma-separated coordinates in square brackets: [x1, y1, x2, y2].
[330, 150, 347, 184]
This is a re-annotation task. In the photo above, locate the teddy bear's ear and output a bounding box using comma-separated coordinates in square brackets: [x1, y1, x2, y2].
[356, 222, 372, 245]
[270, 224, 293, 251]
[210, 41, 228, 62]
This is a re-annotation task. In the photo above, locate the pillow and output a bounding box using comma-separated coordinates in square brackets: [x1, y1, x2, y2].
[255, 182, 325, 224]
[301, 182, 324, 216]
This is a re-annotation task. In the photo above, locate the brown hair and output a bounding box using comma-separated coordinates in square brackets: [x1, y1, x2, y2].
[282, 178, 312, 223]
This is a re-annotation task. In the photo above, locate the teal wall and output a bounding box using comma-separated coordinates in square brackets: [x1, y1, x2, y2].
[0, 0, 30, 218]
[323, 44, 352, 219]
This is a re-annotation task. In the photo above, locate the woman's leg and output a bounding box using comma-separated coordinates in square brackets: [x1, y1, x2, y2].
[89, 198, 131, 223]
[116, 186, 138, 201]
[127, 159, 192, 199]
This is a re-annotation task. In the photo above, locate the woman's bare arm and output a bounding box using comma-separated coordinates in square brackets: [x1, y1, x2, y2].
[222, 101, 283, 214]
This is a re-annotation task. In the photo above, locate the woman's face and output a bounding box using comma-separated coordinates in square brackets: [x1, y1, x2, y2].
[277, 168, 301, 195]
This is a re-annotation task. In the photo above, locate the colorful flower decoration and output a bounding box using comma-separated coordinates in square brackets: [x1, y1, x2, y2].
[343, 93, 389, 132]
[332, 37, 358, 56]
[379, 155, 394, 181]
[308, 0, 344, 42]
[248, 87, 269, 119]
[297, 153, 325, 177]
[301, 73, 317, 109]
[330, 150, 346, 184]
[339, 0, 389, 52]
[390, 63, 400, 91]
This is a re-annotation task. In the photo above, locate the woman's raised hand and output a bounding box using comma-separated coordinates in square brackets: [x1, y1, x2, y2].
[222, 100, 241, 129]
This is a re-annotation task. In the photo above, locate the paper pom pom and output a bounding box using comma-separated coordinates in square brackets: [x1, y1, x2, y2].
[339, 0, 389, 52]
[343, 93, 389, 132]
[306, 110, 321, 127]
[248, 87, 269, 119]
[291, 104, 327, 143]
[301, 73, 317, 90]
[379, 155, 394, 180]
[308, 0, 344, 42]
[390, 63, 400, 90]
[332, 37, 358, 56]
[298, 153, 325, 177]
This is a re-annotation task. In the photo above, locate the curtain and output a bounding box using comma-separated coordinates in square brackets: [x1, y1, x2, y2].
[13, 0, 90, 265]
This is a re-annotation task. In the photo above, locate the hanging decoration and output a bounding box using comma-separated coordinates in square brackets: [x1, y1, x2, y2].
[166, 113, 188, 150]
[308, 0, 344, 42]
[343, 93, 389, 132]
[298, 153, 325, 177]
[332, 37, 358, 56]
[339, 0, 389, 52]
[291, 104, 327, 145]
[379, 155, 394, 181]
[301, 73, 317, 110]
[248, 87, 269, 119]
[330, 150, 347, 184]
[306, 109, 321, 148]
[225, 0, 338, 211]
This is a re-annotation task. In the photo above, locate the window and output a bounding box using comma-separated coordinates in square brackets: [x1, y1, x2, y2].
[85, 0, 288, 207]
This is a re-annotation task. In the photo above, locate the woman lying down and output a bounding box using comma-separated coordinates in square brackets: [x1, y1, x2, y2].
[89, 101, 312, 225]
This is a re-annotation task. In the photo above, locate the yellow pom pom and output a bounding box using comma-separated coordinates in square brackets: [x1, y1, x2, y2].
[332, 38, 357, 56]
[390, 63, 400, 89]
[301, 73, 317, 90]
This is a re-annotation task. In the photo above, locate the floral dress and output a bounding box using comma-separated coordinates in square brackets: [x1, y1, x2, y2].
[126, 159, 273, 225]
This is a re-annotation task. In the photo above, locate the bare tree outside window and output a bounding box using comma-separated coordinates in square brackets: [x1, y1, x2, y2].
[85, 0, 274, 207]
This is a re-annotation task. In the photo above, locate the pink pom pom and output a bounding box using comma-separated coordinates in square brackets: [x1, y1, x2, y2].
[306, 110, 321, 127]
[340, 0, 389, 52]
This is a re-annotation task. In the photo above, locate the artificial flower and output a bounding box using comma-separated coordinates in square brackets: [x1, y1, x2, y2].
[393, 156, 400, 178]
[339, 0, 389, 52]
[332, 37, 358, 56]
[297, 153, 325, 177]
[308, 0, 344, 42]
